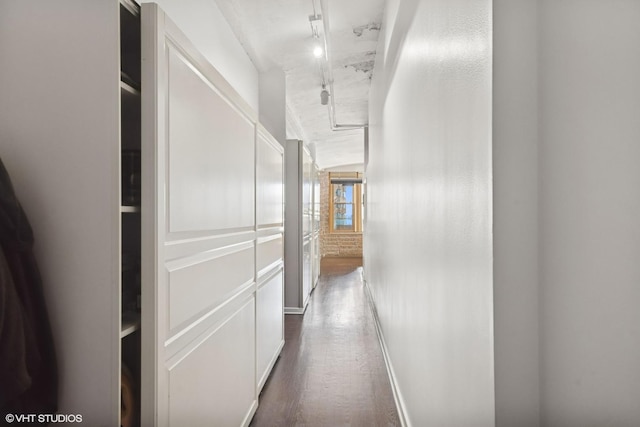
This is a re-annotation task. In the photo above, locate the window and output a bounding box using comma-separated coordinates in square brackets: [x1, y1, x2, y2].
[329, 172, 363, 233]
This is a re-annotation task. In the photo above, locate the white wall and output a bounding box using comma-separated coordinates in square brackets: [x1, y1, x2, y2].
[142, 0, 259, 112]
[364, 0, 495, 425]
[493, 1, 540, 426]
[384, 1, 640, 426]
[538, 1, 640, 425]
[259, 68, 286, 146]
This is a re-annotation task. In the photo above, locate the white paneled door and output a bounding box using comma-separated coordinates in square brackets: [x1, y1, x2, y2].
[141, 4, 260, 426]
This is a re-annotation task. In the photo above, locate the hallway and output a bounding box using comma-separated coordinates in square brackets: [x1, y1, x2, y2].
[250, 257, 400, 426]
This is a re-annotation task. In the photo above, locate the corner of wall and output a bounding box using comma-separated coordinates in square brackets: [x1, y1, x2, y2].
[492, 1, 540, 426]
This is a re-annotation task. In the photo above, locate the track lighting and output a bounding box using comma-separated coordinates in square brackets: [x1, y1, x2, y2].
[308, 0, 365, 129]
[320, 87, 329, 105]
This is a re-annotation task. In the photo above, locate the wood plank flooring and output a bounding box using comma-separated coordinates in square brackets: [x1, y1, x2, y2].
[250, 257, 401, 427]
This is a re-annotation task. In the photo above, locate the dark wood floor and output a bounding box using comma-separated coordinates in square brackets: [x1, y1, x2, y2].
[250, 257, 401, 427]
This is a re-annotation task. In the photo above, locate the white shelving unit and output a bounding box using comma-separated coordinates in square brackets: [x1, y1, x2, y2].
[119, 3, 142, 427]
[121, 206, 141, 213]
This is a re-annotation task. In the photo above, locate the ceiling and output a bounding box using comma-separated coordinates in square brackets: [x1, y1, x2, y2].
[214, 0, 385, 170]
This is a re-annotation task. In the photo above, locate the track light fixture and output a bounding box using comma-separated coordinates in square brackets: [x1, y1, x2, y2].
[309, 12, 324, 59]
[309, 0, 365, 130]
[309, 13, 322, 37]
[313, 45, 323, 58]
[320, 85, 330, 105]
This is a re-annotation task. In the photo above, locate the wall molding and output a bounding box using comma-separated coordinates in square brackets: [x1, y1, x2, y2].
[363, 278, 411, 427]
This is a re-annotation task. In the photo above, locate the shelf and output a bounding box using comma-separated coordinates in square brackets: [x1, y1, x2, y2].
[120, 4, 141, 84]
[120, 80, 141, 150]
[121, 312, 140, 338]
[120, 0, 140, 17]
[121, 205, 140, 213]
[120, 78, 140, 96]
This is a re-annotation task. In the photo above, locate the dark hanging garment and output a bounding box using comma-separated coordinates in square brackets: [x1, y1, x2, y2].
[0, 157, 58, 421]
[0, 248, 31, 406]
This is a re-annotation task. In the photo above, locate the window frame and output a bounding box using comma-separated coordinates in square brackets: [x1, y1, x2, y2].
[328, 172, 363, 234]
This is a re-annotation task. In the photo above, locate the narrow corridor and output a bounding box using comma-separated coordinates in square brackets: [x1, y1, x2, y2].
[250, 257, 400, 426]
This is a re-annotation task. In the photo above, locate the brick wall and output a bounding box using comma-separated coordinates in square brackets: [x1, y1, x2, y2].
[319, 171, 363, 257]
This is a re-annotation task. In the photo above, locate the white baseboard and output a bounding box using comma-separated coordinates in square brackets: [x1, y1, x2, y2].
[284, 306, 305, 315]
[363, 279, 411, 427]
[241, 398, 259, 427]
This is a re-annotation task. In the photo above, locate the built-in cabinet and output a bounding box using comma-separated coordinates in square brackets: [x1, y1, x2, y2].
[141, 5, 284, 425]
[1, 2, 283, 426]
[284, 140, 320, 313]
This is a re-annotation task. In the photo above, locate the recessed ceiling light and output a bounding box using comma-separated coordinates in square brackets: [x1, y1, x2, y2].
[313, 45, 323, 58]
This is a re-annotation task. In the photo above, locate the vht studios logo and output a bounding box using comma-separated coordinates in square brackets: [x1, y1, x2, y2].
[5, 414, 83, 423]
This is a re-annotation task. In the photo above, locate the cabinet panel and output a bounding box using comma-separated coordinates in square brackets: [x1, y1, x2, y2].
[302, 148, 313, 236]
[312, 232, 320, 288]
[313, 165, 320, 231]
[168, 299, 256, 426]
[257, 271, 284, 390]
[302, 237, 312, 307]
[257, 130, 284, 226]
[256, 235, 283, 277]
[167, 243, 254, 330]
[167, 44, 255, 233]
